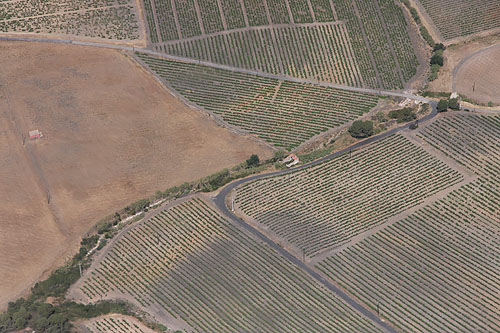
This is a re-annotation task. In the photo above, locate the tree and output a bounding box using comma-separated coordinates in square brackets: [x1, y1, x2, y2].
[389, 108, 416, 123]
[430, 54, 444, 66]
[348, 120, 374, 138]
[246, 154, 260, 167]
[437, 99, 449, 112]
[448, 98, 460, 110]
[433, 43, 445, 52]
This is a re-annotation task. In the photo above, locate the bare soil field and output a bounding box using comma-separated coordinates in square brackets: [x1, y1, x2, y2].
[0, 41, 272, 310]
[456, 45, 500, 105]
[426, 33, 500, 92]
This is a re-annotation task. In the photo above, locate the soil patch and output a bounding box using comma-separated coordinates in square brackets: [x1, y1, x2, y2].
[0, 41, 272, 310]
[427, 33, 500, 92]
[456, 45, 500, 105]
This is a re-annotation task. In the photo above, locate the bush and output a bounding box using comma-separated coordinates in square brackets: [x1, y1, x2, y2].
[246, 154, 260, 167]
[430, 54, 444, 66]
[348, 120, 374, 138]
[409, 123, 419, 130]
[448, 98, 460, 110]
[420, 26, 435, 47]
[429, 63, 441, 81]
[437, 99, 449, 112]
[433, 43, 445, 52]
[389, 108, 416, 123]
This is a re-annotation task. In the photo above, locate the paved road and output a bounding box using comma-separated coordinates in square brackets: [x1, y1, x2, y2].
[0, 35, 430, 102]
[0, 34, 436, 331]
[214, 101, 438, 333]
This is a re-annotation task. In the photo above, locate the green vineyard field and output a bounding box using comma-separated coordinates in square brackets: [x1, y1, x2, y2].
[417, 0, 500, 40]
[156, 23, 364, 86]
[76, 198, 383, 332]
[417, 114, 500, 186]
[137, 53, 378, 150]
[318, 181, 500, 332]
[142, 0, 420, 89]
[235, 134, 463, 256]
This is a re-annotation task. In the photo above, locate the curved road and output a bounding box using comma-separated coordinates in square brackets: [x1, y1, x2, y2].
[452, 42, 500, 93]
[0, 34, 438, 332]
[215, 102, 437, 333]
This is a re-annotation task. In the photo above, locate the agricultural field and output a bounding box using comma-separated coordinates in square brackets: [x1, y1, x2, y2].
[157, 23, 364, 86]
[143, 0, 420, 89]
[0, 0, 141, 40]
[417, 113, 500, 185]
[69, 198, 383, 332]
[317, 180, 500, 332]
[234, 134, 464, 257]
[455, 45, 500, 105]
[416, 0, 500, 41]
[78, 315, 155, 333]
[0, 41, 270, 310]
[137, 53, 379, 150]
[312, 113, 500, 331]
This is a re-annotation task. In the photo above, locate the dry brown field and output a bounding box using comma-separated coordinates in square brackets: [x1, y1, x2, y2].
[456, 45, 500, 105]
[426, 33, 500, 93]
[0, 41, 272, 309]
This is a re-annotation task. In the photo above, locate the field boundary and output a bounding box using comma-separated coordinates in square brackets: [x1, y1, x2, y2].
[452, 42, 500, 92]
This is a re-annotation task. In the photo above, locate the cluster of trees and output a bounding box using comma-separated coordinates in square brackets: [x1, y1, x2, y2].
[389, 108, 417, 123]
[348, 120, 374, 138]
[437, 97, 460, 112]
[430, 43, 445, 81]
[0, 298, 130, 332]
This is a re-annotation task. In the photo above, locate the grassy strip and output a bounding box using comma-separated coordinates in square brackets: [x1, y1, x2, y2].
[400, 0, 435, 47]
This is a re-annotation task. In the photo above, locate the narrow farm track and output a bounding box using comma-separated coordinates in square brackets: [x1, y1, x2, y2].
[214, 103, 438, 333]
[452, 42, 500, 93]
[0, 33, 439, 331]
[0, 35, 430, 102]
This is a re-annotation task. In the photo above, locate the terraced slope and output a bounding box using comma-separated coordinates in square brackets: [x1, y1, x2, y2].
[417, 0, 500, 40]
[0, 0, 140, 40]
[143, 0, 419, 89]
[73, 198, 383, 332]
[137, 53, 378, 150]
[234, 134, 463, 257]
[317, 181, 500, 332]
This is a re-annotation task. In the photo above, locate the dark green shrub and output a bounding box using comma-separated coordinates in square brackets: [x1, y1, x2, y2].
[348, 120, 374, 138]
[246, 154, 260, 167]
[448, 98, 460, 110]
[430, 54, 444, 66]
[437, 99, 449, 112]
[389, 108, 416, 123]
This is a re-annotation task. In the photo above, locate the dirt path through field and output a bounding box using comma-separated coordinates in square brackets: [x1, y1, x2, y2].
[454, 43, 500, 105]
[0, 41, 272, 310]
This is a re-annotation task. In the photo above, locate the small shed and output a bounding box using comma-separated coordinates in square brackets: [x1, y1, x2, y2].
[29, 130, 43, 139]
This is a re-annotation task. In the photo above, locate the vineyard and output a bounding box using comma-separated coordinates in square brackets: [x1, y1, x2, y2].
[157, 23, 364, 86]
[143, 0, 420, 89]
[137, 53, 379, 150]
[317, 180, 500, 332]
[234, 134, 463, 257]
[72, 198, 383, 332]
[417, 113, 500, 186]
[416, 0, 500, 40]
[83, 315, 154, 333]
[0, 0, 140, 40]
